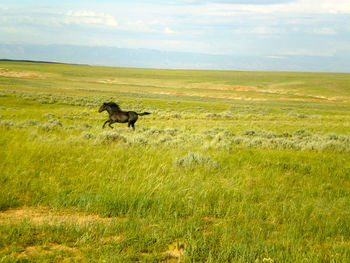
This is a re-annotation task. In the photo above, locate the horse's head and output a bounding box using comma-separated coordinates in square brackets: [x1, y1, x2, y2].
[98, 103, 107, 113]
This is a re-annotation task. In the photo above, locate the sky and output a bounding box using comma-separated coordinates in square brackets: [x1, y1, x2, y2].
[1, 0, 350, 69]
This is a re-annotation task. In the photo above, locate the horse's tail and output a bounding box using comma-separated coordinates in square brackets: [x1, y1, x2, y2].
[138, 112, 151, 116]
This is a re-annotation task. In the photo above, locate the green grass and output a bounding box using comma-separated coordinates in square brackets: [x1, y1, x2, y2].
[0, 61, 350, 262]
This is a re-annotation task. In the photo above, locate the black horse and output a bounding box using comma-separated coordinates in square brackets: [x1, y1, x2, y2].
[98, 102, 150, 130]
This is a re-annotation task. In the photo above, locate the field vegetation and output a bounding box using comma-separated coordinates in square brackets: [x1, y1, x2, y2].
[0, 61, 350, 262]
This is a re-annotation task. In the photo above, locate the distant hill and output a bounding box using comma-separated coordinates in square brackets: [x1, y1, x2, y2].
[0, 59, 69, 64]
[1, 43, 349, 72]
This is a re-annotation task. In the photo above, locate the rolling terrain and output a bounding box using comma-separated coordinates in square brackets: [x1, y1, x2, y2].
[0, 61, 350, 262]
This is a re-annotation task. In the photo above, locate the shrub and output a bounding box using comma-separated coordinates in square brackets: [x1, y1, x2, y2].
[128, 134, 149, 145]
[208, 132, 234, 150]
[97, 131, 126, 144]
[233, 137, 244, 145]
[326, 133, 338, 140]
[144, 127, 164, 136]
[81, 123, 92, 129]
[80, 111, 90, 116]
[242, 130, 256, 136]
[281, 132, 292, 138]
[220, 111, 233, 118]
[294, 129, 312, 138]
[206, 113, 219, 118]
[0, 120, 16, 128]
[319, 140, 347, 153]
[164, 128, 178, 136]
[338, 135, 350, 143]
[244, 138, 263, 148]
[171, 113, 181, 119]
[298, 114, 308, 118]
[42, 113, 55, 119]
[157, 135, 173, 144]
[261, 131, 278, 139]
[174, 152, 218, 169]
[21, 119, 40, 127]
[39, 118, 62, 132]
[81, 131, 96, 140]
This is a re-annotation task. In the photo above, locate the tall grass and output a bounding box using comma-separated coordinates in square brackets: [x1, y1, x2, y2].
[0, 61, 349, 262]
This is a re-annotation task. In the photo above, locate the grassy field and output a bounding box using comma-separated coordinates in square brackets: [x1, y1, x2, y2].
[0, 61, 350, 262]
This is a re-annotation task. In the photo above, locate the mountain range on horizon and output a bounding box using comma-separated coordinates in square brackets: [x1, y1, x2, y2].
[1, 43, 349, 73]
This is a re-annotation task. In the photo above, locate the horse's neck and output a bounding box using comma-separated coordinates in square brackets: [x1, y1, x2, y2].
[106, 106, 121, 115]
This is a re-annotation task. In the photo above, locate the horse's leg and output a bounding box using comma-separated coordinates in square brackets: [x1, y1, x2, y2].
[102, 120, 109, 128]
[131, 121, 136, 131]
[108, 122, 114, 129]
[128, 119, 135, 130]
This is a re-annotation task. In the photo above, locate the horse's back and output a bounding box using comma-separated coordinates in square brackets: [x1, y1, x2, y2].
[128, 111, 139, 122]
[110, 111, 129, 123]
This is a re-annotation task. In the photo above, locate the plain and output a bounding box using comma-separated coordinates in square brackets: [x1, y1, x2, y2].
[0, 61, 350, 262]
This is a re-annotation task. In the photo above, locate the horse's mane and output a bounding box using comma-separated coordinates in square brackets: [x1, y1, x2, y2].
[105, 102, 121, 110]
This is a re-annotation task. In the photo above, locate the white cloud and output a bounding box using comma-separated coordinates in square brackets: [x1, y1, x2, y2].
[65, 10, 119, 28]
[266, 56, 287, 59]
[113, 38, 209, 53]
[150, 19, 161, 25]
[311, 27, 336, 35]
[233, 26, 286, 34]
[0, 1, 349, 61]
[123, 19, 177, 35]
[205, 0, 350, 15]
[124, 20, 159, 33]
[127, 20, 147, 27]
[0, 26, 21, 33]
[279, 47, 337, 57]
[164, 27, 176, 34]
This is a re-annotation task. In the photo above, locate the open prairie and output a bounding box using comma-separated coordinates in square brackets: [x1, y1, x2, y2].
[0, 61, 350, 262]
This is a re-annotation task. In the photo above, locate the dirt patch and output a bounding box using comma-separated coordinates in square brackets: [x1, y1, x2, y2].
[0, 207, 120, 226]
[189, 83, 290, 95]
[189, 83, 261, 92]
[153, 91, 267, 101]
[163, 241, 186, 262]
[98, 79, 132, 85]
[152, 90, 336, 102]
[19, 243, 77, 257]
[98, 78, 165, 89]
[0, 68, 45, 79]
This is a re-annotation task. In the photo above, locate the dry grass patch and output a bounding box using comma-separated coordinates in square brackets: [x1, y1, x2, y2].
[162, 241, 186, 262]
[100, 235, 122, 244]
[189, 83, 260, 92]
[151, 90, 266, 101]
[17, 243, 77, 258]
[0, 207, 121, 226]
[0, 68, 47, 79]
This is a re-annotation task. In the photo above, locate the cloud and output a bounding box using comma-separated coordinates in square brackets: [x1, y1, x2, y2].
[207, 0, 350, 15]
[123, 19, 176, 35]
[180, 0, 294, 5]
[0, 26, 21, 33]
[279, 47, 337, 57]
[112, 38, 209, 53]
[164, 27, 176, 34]
[65, 10, 119, 28]
[311, 27, 336, 35]
[266, 55, 287, 59]
[232, 26, 286, 35]
[0, 0, 349, 63]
